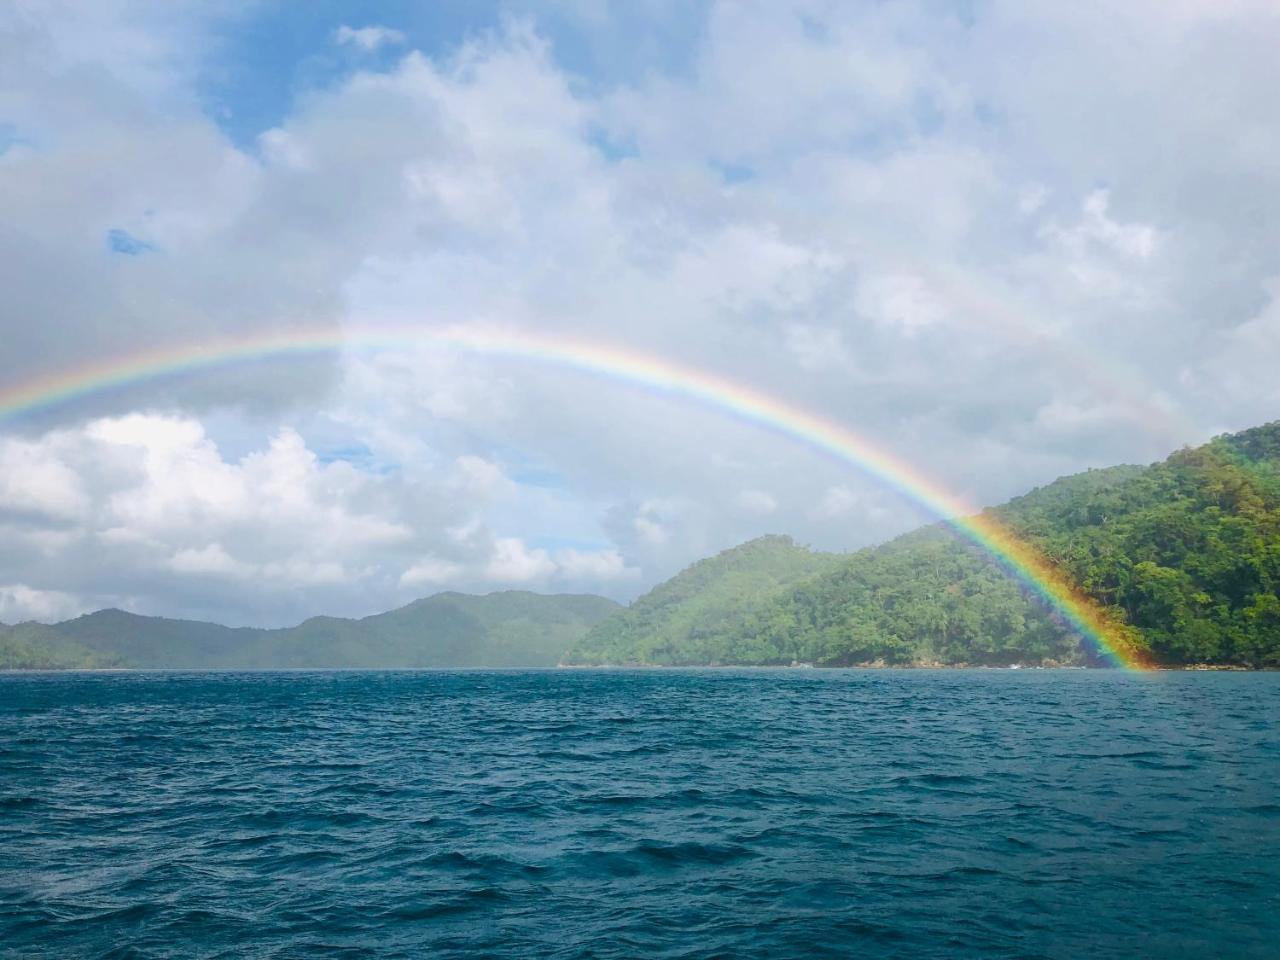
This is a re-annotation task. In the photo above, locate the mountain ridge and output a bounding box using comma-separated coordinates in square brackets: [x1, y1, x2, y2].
[1, 591, 621, 670]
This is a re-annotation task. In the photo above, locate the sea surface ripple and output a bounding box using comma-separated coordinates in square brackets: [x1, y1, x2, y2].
[1, 669, 1278, 959]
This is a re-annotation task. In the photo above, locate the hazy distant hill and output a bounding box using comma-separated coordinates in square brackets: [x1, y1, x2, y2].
[567, 421, 1280, 668]
[0, 621, 121, 670]
[0, 592, 621, 670]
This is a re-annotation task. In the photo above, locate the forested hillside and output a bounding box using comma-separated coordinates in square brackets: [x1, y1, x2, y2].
[568, 422, 1280, 668]
[1004, 424, 1280, 665]
[564, 535, 841, 666]
[0, 622, 120, 670]
[0, 592, 620, 669]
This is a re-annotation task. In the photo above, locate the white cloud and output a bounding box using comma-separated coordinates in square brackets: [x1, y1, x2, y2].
[0, 414, 502, 621]
[485, 537, 556, 583]
[400, 557, 464, 588]
[0, 584, 85, 624]
[552, 547, 635, 582]
[1037, 189, 1162, 297]
[455, 455, 508, 493]
[257, 129, 312, 171]
[1078, 190, 1159, 260]
[169, 543, 249, 577]
[634, 516, 669, 545]
[626, 498, 691, 549]
[0, 436, 90, 520]
[334, 24, 406, 52]
[857, 272, 949, 337]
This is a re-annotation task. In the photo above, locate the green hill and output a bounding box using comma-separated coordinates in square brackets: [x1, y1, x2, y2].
[563, 534, 842, 665]
[1, 592, 620, 670]
[0, 621, 121, 670]
[567, 422, 1280, 668]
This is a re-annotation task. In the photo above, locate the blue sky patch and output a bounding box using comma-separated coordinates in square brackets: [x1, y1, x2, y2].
[106, 229, 156, 256]
[0, 123, 19, 156]
[587, 126, 639, 164]
[511, 466, 568, 490]
[201, 1, 506, 147]
[713, 161, 755, 185]
[315, 442, 397, 475]
[196, 1, 709, 147]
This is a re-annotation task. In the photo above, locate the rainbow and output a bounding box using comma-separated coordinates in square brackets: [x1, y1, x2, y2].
[0, 324, 1153, 669]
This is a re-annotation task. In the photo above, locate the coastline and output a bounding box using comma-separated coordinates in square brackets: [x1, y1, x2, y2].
[2, 662, 1272, 673]
[556, 661, 1270, 672]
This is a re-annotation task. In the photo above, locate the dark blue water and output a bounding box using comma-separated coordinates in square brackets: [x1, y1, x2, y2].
[2, 670, 1278, 959]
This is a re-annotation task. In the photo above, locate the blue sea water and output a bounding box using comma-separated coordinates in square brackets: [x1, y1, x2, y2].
[1, 670, 1278, 959]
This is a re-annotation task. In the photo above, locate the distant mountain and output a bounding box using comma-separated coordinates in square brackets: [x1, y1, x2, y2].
[0, 592, 621, 670]
[567, 422, 1280, 668]
[564, 534, 842, 665]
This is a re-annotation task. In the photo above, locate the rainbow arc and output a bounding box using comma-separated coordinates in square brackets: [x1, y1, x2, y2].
[0, 324, 1153, 669]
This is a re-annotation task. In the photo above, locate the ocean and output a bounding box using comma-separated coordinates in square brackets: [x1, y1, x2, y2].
[2, 669, 1277, 958]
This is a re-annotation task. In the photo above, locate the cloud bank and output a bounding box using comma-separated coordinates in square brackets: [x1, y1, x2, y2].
[1, 1, 1278, 622]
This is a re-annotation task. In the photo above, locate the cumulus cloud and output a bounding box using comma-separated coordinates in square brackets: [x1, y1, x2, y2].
[484, 537, 557, 583]
[0, 584, 86, 624]
[1034, 189, 1163, 300]
[0, 412, 648, 622]
[0, 436, 90, 520]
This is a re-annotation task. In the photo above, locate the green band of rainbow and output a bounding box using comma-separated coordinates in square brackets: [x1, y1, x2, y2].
[0, 324, 1152, 669]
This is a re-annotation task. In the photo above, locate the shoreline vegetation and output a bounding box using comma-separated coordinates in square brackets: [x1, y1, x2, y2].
[2, 661, 1268, 673]
[3, 421, 1279, 672]
[556, 661, 1267, 671]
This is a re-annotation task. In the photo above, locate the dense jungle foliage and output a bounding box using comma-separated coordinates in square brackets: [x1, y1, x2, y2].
[567, 422, 1280, 668]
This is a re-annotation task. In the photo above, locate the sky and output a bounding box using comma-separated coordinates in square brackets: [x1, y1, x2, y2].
[1, 0, 1278, 626]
